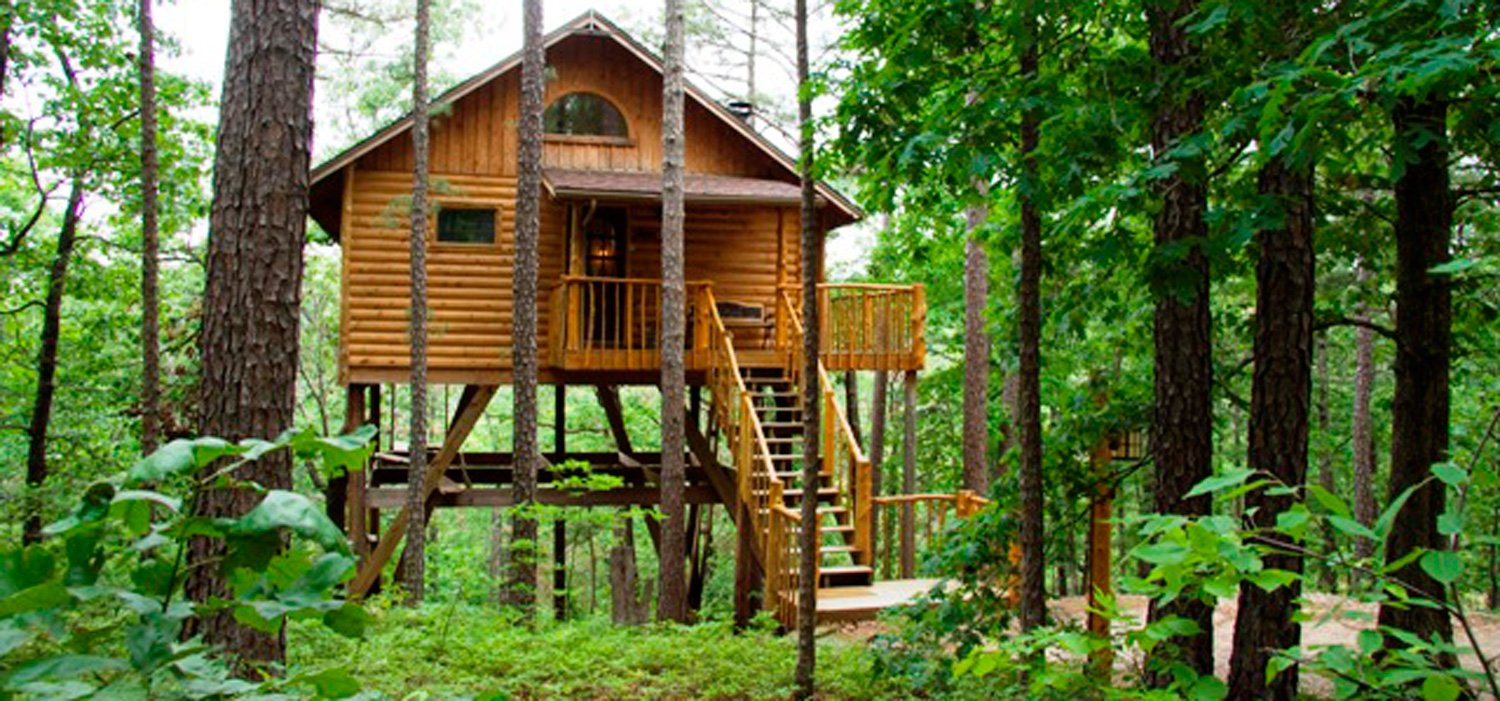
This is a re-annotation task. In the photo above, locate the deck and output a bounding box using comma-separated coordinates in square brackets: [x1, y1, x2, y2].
[815, 578, 942, 624]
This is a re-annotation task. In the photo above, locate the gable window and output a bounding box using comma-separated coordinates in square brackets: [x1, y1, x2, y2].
[544, 92, 629, 139]
[436, 207, 497, 245]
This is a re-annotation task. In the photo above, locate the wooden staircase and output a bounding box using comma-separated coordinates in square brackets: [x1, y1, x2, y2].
[705, 289, 875, 628]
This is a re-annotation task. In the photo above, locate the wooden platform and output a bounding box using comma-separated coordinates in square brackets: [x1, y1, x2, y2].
[815, 578, 941, 624]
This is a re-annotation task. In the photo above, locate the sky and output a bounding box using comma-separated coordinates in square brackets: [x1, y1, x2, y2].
[154, 1, 872, 274]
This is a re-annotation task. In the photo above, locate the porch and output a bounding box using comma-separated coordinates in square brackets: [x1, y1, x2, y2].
[546, 276, 926, 374]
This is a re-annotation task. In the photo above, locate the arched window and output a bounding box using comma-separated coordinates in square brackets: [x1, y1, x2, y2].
[544, 92, 629, 138]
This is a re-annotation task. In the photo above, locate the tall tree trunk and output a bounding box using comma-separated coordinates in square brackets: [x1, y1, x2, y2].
[962, 214, 990, 494]
[1315, 333, 1338, 591]
[1227, 156, 1315, 701]
[901, 371, 917, 578]
[489, 507, 506, 599]
[794, 0, 820, 693]
[23, 180, 84, 545]
[138, 0, 161, 455]
[1016, 5, 1045, 633]
[401, 0, 432, 605]
[1351, 262, 1377, 562]
[657, 0, 689, 625]
[844, 371, 862, 444]
[611, 516, 645, 624]
[1377, 96, 1454, 647]
[1144, 0, 1214, 682]
[507, 0, 544, 615]
[186, 0, 319, 671]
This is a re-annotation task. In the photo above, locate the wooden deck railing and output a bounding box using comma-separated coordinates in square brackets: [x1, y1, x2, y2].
[549, 276, 713, 371]
[776, 284, 926, 371]
[779, 290, 874, 568]
[765, 487, 806, 627]
[872, 490, 990, 577]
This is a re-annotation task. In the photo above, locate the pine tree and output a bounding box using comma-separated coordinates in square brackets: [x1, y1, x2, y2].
[507, 0, 544, 615]
[401, 0, 433, 605]
[186, 0, 320, 670]
[1015, 0, 1045, 633]
[793, 0, 820, 694]
[657, 0, 689, 624]
[138, 0, 161, 455]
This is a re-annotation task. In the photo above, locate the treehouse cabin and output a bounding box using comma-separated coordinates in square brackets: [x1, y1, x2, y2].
[308, 11, 973, 628]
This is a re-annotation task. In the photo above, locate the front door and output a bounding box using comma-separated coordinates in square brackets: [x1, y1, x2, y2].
[582, 208, 629, 346]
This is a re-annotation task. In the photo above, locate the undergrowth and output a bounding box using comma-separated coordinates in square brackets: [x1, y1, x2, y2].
[289, 599, 887, 700]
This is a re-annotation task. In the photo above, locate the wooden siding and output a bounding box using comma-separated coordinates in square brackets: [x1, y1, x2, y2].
[355, 34, 787, 180]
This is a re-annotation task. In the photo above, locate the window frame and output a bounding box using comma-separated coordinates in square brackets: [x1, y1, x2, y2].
[543, 92, 633, 145]
[430, 204, 502, 248]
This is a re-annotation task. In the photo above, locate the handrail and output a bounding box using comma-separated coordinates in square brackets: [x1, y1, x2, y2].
[550, 276, 713, 371]
[778, 289, 874, 568]
[872, 490, 990, 579]
[775, 283, 926, 371]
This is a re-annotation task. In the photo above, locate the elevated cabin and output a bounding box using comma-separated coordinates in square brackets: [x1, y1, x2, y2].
[310, 12, 970, 629]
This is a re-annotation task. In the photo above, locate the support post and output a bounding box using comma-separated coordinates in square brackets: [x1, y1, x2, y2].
[341, 384, 367, 551]
[553, 384, 568, 620]
[1087, 437, 1114, 672]
[734, 500, 761, 629]
[901, 370, 917, 579]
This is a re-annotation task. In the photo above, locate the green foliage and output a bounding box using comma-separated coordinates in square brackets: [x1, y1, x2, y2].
[291, 607, 883, 699]
[0, 428, 376, 698]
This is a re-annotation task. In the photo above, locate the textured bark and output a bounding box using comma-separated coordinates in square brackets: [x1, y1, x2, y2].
[657, 0, 688, 624]
[186, 0, 319, 671]
[1227, 156, 1315, 701]
[1315, 334, 1338, 591]
[23, 180, 83, 545]
[138, 0, 161, 455]
[401, 0, 432, 605]
[794, 0, 820, 692]
[611, 516, 646, 625]
[962, 220, 990, 495]
[506, 0, 544, 615]
[1377, 97, 1454, 647]
[1144, 0, 1215, 682]
[844, 371, 862, 445]
[1016, 14, 1045, 633]
[1351, 262, 1378, 562]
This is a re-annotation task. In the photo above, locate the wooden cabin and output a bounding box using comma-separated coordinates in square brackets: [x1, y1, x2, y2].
[308, 11, 974, 628]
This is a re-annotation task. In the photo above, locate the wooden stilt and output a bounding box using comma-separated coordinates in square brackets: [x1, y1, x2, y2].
[330, 384, 365, 531]
[348, 385, 498, 598]
[901, 370, 917, 579]
[1087, 437, 1115, 672]
[595, 385, 663, 551]
[345, 385, 370, 556]
[553, 384, 568, 620]
[733, 501, 761, 629]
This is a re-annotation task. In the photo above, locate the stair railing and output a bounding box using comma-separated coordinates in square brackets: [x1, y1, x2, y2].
[777, 290, 874, 568]
[704, 288, 784, 575]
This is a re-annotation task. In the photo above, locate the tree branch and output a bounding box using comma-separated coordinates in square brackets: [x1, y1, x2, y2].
[1313, 315, 1396, 342]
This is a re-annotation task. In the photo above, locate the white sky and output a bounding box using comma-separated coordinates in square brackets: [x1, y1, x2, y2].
[155, 1, 872, 275]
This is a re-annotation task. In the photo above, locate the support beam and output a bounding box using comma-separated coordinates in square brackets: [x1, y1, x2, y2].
[1087, 438, 1114, 672]
[733, 500, 762, 629]
[366, 485, 720, 509]
[596, 385, 663, 552]
[349, 385, 498, 598]
[554, 384, 567, 620]
[344, 385, 369, 556]
[686, 421, 738, 517]
[901, 370, 917, 579]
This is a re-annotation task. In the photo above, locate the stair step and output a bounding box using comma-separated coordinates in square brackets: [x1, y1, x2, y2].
[764, 437, 801, 444]
[751, 487, 838, 502]
[820, 524, 854, 534]
[760, 421, 803, 430]
[772, 470, 826, 481]
[820, 545, 858, 555]
[819, 565, 874, 587]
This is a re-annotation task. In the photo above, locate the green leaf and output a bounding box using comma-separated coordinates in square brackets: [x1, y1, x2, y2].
[1431, 463, 1466, 487]
[294, 425, 378, 477]
[218, 491, 349, 554]
[1427, 259, 1477, 276]
[1306, 484, 1352, 518]
[1133, 541, 1189, 565]
[1327, 516, 1377, 541]
[1419, 551, 1462, 586]
[128, 437, 240, 485]
[1357, 629, 1383, 655]
[322, 603, 371, 639]
[1436, 512, 1462, 536]
[293, 668, 361, 699]
[1421, 673, 1461, 701]
[1, 655, 125, 690]
[1186, 468, 1256, 499]
[1373, 482, 1423, 540]
[0, 581, 70, 618]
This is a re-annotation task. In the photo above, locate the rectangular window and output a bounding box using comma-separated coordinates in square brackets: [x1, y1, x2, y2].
[436, 208, 496, 244]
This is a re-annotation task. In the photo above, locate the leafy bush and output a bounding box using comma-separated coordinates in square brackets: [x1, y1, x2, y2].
[0, 427, 376, 698]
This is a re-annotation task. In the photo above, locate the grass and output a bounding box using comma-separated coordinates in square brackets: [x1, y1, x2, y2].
[288, 599, 889, 700]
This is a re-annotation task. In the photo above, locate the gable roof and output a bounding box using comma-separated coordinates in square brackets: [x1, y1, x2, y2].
[309, 10, 861, 224]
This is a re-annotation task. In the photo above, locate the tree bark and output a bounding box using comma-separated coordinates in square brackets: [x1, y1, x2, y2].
[962, 219, 990, 495]
[1016, 7, 1045, 633]
[507, 0, 544, 615]
[794, 0, 820, 693]
[1227, 155, 1315, 701]
[611, 516, 646, 625]
[1144, 0, 1215, 682]
[1315, 333, 1338, 591]
[138, 0, 161, 455]
[23, 179, 84, 545]
[657, 0, 689, 625]
[400, 0, 432, 606]
[901, 371, 917, 579]
[1377, 96, 1454, 647]
[1351, 262, 1377, 562]
[185, 0, 319, 672]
